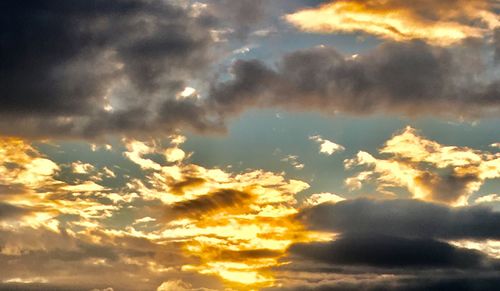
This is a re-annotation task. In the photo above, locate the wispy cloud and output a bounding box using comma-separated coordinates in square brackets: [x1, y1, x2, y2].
[286, 0, 499, 45]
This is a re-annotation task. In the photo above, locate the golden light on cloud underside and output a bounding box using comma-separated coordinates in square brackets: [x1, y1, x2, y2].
[1, 129, 500, 289]
[0, 136, 331, 290]
[286, 0, 499, 45]
[121, 138, 332, 288]
[345, 127, 500, 206]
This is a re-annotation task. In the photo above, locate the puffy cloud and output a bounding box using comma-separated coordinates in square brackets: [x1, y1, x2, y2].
[209, 41, 500, 121]
[71, 162, 95, 174]
[286, 0, 499, 45]
[309, 135, 345, 156]
[344, 127, 500, 205]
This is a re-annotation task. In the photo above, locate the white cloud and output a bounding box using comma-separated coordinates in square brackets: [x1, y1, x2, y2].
[304, 193, 345, 207]
[309, 135, 345, 156]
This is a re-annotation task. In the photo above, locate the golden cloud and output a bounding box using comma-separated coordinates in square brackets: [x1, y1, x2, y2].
[286, 0, 499, 45]
[0, 136, 330, 290]
[345, 127, 500, 206]
[121, 137, 327, 288]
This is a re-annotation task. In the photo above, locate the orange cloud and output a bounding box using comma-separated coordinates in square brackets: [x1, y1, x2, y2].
[286, 0, 499, 45]
[0, 136, 330, 290]
[345, 127, 500, 206]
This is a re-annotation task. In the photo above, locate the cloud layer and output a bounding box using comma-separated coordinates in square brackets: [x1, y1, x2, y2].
[1, 1, 499, 139]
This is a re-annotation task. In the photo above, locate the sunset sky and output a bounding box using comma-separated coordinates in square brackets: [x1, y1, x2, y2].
[1, 1, 500, 290]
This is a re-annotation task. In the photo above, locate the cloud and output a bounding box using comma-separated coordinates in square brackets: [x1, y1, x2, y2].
[157, 279, 216, 291]
[281, 155, 305, 170]
[0, 135, 326, 290]
[209, 41, 500, 121]
[309, 135, 345, 156]
[0, 203, 31, 220]
[0, 0, 225, 139]
[290, 234, 487, 269]
[285, 0, 499, 45]
[303, 193, 345, 207]
[273, 198, 500, 290]
[475, 194, 500, 204]
[299, 198, 500, 240]
[166, 189, 254, 219]
[344, 127, 500, 205]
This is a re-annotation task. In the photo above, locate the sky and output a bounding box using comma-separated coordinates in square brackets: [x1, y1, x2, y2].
[0, 0, 500, 290]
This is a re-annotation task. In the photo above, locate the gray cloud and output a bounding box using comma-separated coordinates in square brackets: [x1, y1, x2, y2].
[298, 199, 500, 240]
[290, 234, 489, 269]
[273, 199, 500, 291]
[1, 1, 498, 139]
[209, 41, 500, 120]
[0, 0, 222, 139]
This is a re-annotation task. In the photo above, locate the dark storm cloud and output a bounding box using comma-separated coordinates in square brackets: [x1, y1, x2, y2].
[209, 41, 500, 119]
[298, 199, 500, 240]
[290, 234, 488, 269]
[0, 0, 222, 138]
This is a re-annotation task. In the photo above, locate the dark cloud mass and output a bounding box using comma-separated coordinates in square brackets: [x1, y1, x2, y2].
[278, 199, 500, 290]
[0, 0, 220, 138]
[210, 41, 500, 119]
[1, 1, 499, 139]
[299, 199, 500, 240]
[290, 234, 487, 269]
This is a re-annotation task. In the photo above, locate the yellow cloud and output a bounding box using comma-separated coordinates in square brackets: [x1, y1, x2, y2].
[0, 136, 330, 290]
[345, 127, 500, 206]
[286, 0, 498, 45]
